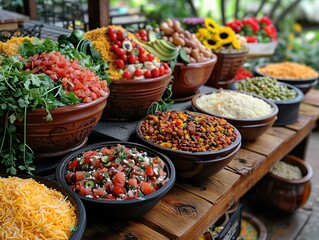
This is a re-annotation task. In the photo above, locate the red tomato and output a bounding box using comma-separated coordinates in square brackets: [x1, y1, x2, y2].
[113, 172, 125, 187]
[113, 185, 125, 196]
[116, 31, 124, 41]
[138, 54, 147, 63]
[68, 159, 79, 171]
[147, 53, 155, 61]
[128, 178, 138, 188]
[128, 54, 137, 64]
[115, 59, 125, 69]
[79, 187, 93, 196]
[151, 68, 160, 77]
[109, 33, 117, 42]
[145, 165, 154, 176]
[138, 47, 145, 55]
[93, 188, 107, 198]
[111, 44, 119, 52]
[141, 181, 155, 195]
[75, 171, 86, 182]
[134, 69, 143, 77]
[122, 71, 132, 79]
[139, 29, 147, 37]
[121, 54, 127, 62]
[115, 48, 126, 56]
[158, 66, 165, 76]
[144, 70, 152, 78]
[107, 27, 115, 35]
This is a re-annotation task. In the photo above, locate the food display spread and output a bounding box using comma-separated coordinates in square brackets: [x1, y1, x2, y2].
[0, 13, 318, 240]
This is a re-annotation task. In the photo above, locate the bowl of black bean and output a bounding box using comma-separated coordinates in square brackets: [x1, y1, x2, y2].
[229, 77, 304, 126]
[136, 110, 242, 180]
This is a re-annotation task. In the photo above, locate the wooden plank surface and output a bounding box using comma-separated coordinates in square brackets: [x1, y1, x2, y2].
[84, 90, 319, 239]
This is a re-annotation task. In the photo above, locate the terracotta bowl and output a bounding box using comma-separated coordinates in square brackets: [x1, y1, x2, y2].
[102, 73, 171, 121]
[229, 81, 304, 126]
[191, 90, 278, 142]
[171, 55, 217, 101]
[240, 212, 267, 240]
[256, 155, 313, 213]
[10, 93, 109, 160]
[135, 111, 242, 180]
[255, 63, 319, 94]
[206, 49, 248, 89]
[55, 141, 176, 220]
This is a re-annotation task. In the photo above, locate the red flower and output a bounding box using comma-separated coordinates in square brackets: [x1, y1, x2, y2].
[234, 68, 253, 81]
[260, 16, 273, 25]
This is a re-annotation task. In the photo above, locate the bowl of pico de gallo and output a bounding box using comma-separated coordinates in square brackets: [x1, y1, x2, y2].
[55, 141, 176, 220]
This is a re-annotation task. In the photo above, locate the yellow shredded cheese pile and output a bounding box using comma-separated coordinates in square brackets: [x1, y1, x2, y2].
[0, 176, 77, 240]
[0, 36, 34, 56]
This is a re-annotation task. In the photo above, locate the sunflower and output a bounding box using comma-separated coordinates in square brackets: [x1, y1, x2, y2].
[196, 27, 209, 41]
[204, 18, 219, 32]
[202, 35, 223, 50]
[231, 37, 241, 49]
[217, 26, 236, 45]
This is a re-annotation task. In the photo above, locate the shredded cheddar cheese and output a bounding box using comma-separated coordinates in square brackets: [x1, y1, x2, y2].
[0, 36, 34, 56]
[0, 176, 77, 240]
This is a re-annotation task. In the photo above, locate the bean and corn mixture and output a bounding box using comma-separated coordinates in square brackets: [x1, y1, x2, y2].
[140, 110, 238, 152]
[257, 61, 318, 79]
[235, 77, 297, 100]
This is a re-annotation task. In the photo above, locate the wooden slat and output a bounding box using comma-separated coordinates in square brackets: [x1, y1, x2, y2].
[303, 89, 319, 107]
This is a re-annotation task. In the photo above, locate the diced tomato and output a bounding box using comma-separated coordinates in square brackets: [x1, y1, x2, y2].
[145, 165, 154, 176]
[140, 181, 155, 195]
[113, 185, 125, 196]
[113, 172, 125, 187]
[68, 159, 79, 171]
[93, 188, 107, 198]
[75, 171, 86, 181]
[128, 178, 138, 188]
[79, 187, 93, 196]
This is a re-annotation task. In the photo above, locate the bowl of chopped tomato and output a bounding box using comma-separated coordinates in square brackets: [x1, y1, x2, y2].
[136, 110, 242, 180]
[55, 141, 176, 220]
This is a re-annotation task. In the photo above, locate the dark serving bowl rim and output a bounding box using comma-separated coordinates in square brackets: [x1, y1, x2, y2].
[0, 174, 86, 240]
[135, 112, 242, 157]
[55, 141, 176, 205]
[229, 81, 304, 104]
[255, 63, 319, 83]
[192, 90, 279, 123]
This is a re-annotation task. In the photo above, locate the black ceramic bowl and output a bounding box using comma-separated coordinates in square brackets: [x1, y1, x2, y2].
[135, 111, 242, 180]
[229, 81, 304, 126]
[0, 174, 86, 240]
[255, 63, 318, 94]
[192, 90, 278, 142]
[55, 141, 176, 220]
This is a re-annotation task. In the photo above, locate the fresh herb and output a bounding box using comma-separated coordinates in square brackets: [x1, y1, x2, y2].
[147, 83, 174, 115]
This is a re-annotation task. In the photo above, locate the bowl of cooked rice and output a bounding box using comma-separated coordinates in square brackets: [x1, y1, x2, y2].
[192, 90, 278, 142]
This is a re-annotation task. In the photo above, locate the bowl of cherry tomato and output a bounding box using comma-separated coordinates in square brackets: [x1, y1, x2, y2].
[99, 25, 172, 121]
[55, 141, 176, 220]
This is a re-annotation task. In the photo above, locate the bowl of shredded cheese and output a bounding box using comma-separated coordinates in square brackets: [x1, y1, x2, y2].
[0, 175, 86, 240]
[192, 90, 278, 141]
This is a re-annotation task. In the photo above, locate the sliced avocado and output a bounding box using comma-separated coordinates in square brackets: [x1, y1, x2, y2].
[178, 47, 190, 64]
[148, 31, 157, 42]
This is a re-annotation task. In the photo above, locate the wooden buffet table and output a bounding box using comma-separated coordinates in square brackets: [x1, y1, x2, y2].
[84, 89, 319, 240]
[0, 9, 29, 30]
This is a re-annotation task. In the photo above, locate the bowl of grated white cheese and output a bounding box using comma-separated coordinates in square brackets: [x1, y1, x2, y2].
[192, 90, 278, 141]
